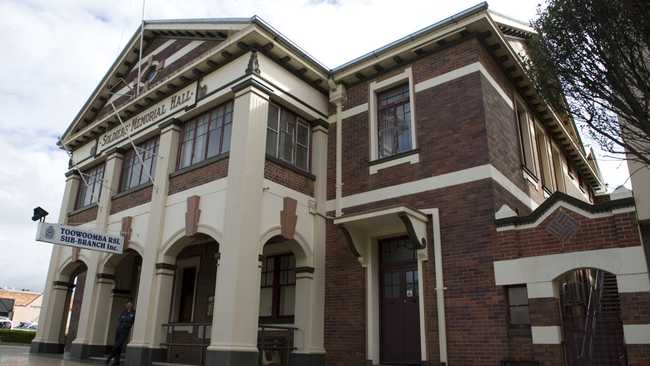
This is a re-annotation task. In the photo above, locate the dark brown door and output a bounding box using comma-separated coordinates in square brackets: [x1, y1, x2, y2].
[178, 267, 196, 322]
[379, 237, 421, 365]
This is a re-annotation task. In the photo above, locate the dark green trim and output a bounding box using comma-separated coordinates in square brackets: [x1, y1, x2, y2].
[295, 266, 315, 274]
[495, 192, 636, 227]
[289, 352, 326, 366]
[311, 119, 330, 131]
[52, 281, 75, 289]
[30, 342, 65, 354]
[205, 349, 259, 366]
[124, 345, 165, 366]
[65, 170, 80, 178]
[96, 273, 116, 280]
[231, 77, 274, 95]
[155, 262, 177, 271]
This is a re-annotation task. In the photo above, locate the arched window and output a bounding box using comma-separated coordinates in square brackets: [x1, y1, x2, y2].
[259, 253, 295, 323]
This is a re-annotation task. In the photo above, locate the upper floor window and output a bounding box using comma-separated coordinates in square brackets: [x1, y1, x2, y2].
[516, 102, 539, 178]
[377, 84, 412, 159]
[535, 128, 555, 192]
[259, 253, 296, 323]
[507, 285, 531, 336]
[120, 137, 159, 191]
[266, 103, 310, 171]
[178, 101, 233, 169]
[76, 163, 105, 209]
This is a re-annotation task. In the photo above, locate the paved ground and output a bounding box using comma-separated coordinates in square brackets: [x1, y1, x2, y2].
[0, 344, 96, 366]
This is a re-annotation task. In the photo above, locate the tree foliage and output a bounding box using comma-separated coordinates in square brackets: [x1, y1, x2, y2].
[526, 0, 650, 166]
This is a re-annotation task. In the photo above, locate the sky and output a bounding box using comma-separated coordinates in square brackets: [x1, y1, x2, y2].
[0, 0, 632, 292]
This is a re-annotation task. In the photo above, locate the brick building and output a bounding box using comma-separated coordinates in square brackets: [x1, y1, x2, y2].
[32, 3, 649, 366]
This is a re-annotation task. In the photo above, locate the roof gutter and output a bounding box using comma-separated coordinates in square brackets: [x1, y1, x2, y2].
[330, 1, 488, 74]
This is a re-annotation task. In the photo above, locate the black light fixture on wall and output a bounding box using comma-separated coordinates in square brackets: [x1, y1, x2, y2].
[32, 207, 49, 222]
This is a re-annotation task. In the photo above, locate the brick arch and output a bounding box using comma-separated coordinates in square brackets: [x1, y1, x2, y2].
[99, 247, 143, 274]
[259, 226, 313, 267]
[159, 225, 223, 264]
[56, 257, 88, 283]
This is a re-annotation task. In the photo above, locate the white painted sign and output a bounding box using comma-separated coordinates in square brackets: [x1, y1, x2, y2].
[35, 222, 123, 255]
[97, 81, 197, 153]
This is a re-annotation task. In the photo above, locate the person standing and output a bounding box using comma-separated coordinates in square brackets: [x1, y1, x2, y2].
[106, 302, 136, 365]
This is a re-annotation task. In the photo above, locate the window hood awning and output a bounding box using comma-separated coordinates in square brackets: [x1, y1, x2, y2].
[334, 205, 429, 261]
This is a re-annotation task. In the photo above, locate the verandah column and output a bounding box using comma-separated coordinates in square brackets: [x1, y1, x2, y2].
[70, 149, 122, 359]
[31, 171, 81, 354]
[207, 77, 271, 366]
[79, 149, 124, 357]
[290, 123, 328, 365]
[126, 120, 181, 366]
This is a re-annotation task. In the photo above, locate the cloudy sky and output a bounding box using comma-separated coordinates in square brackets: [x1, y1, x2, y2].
[0, 0, 632, 292]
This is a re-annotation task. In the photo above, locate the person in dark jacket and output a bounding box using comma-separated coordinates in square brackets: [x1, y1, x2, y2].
[106, 302, 135, 365]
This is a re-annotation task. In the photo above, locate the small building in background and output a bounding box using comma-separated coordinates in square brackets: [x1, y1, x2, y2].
[0, 289, 42, 325]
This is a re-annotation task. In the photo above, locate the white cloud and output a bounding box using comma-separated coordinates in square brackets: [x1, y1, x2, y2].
[0, 0, 630, 291]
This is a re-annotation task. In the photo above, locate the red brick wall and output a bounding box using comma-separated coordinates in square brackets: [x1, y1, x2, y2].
[326, 180, 513, 366]
[264, 159, 315, 196]
[110, 184, 153, 214]
[168, 157, 229, 195]
[495, 209, 641, 262]
[68, 206, 98, 225]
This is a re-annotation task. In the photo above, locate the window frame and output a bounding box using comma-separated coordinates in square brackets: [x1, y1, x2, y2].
[535, 127, 555, 193]
[368, 67, 418, 169]
[177, 100, 233, 170]
[376, 83, 413, 159]
[506, 285, 531, 337]
[75, 163, 106, 210]
[119, 137, 159, 192]
[515, 99, 540, 181]
[265, 103, 311, 172]
[259, 253, 296, 324]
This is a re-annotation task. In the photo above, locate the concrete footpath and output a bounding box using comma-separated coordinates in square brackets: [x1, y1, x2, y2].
[0, 344, 95, 366]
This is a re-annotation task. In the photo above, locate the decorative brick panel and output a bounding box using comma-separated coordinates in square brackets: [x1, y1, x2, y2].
[495, 208, 641, 261]
[110, 184, 153, 214]
[264, 159, 314, 196]
[168, 157, 229, 195]
[68, 205, 98, 225]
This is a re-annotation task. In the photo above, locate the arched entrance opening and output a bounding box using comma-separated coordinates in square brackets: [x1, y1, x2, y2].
[104, 249, 142, 355]
[558, 268, 627, 366]
[163, 233, 219, 366]
[59, 260, 87, 352]
[258, 235, 307, 365]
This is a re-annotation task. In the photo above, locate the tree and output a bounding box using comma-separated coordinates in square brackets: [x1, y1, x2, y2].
[525, 0, 650, 166]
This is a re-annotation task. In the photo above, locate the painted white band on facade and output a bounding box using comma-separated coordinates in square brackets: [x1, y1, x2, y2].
[617, 273, 650, 293]
[526, 282, 556, 299]
[325, 164, 537, 212]
[494, 246, 648, 286]
[531, 326, 562, 344]
[328, 61, 514, 123]
[369, 153, 420, 175]
[623, 324, 650, 344]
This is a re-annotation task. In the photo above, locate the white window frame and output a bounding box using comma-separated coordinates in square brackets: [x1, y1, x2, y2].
[368, 67, 418, 173]
[514, 96, 540, 187]
[266, 103, 311, 172]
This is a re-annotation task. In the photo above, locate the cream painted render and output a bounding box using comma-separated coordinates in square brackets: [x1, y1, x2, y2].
[36, 49, 329, 362]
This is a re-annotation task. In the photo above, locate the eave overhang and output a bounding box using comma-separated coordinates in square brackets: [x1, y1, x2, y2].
[60, 19, 330, 150]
